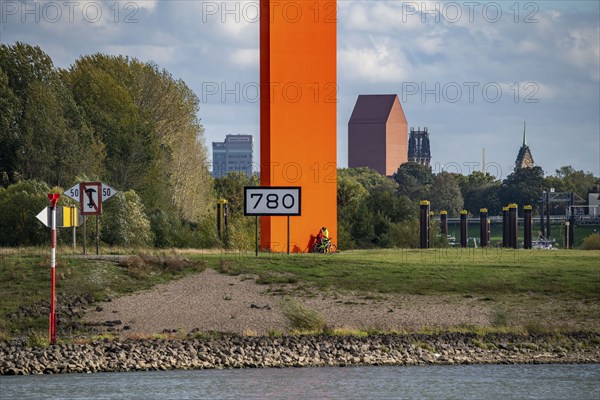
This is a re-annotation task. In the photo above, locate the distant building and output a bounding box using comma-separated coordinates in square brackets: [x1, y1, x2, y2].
[515, 122, 534, 170]
[348, 94, 408, 176]
[212, 134, 254, 178]
[407, 127, 431, 167]
[589, 193, 600, 217]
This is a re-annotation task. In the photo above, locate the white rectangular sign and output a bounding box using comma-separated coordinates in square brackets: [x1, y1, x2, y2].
[80, 182, 102, 215]
[244, 187, 301, 216]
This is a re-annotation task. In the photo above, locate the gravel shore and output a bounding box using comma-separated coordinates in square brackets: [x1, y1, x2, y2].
[84, 269, 492, 335]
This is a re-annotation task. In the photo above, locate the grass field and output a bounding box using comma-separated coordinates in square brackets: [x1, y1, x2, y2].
[198, 249, 600, 298]
[1, 247, 598, 338]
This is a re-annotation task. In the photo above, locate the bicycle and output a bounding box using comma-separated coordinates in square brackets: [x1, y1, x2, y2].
[311, 239, 338, 253]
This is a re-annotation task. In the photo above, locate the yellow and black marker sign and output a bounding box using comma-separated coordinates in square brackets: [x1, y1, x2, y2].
[36, 206, 82, 228]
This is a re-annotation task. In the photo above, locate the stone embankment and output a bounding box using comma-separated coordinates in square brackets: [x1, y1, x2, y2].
[1, 332, 598, 375]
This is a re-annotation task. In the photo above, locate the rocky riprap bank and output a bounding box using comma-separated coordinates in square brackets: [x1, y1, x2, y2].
[1, 332, 599, 375]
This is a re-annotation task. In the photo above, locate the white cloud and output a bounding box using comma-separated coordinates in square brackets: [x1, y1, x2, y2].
[339, 38, 410, 83]
[230, 48, 259, 68]
[561, 27, 600, 81]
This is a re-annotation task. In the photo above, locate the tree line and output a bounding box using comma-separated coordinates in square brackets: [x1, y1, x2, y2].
[0, 42, 215, 247]
[338, 163, 599, 249]
[1, 42, 598, 249]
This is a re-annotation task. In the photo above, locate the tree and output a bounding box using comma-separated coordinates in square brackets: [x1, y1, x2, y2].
[0, 180, 51, 246]
[366, 185, 414, 224]
[339, 167, 398, 192]
[214, 172, 259, 218]
[498, 166, 546, 212]
[458, 171, 501, 215]
[552, 166, 599, 199]
[0, 69, 20, 185]
[0, 42, 54, 97]
[213, 172, 260, 249]
[429, 172, 464, 215]
[393, 162, 434, 201]
[0, 43, 103, 187]
[337, 174, 367, 210]
[18, 81, 96, 187]
[67, 54, 213, 221]
[348, 199, 375, 248]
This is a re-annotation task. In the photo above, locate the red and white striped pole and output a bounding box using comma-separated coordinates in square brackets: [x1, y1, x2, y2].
[48, 193, 60, 345]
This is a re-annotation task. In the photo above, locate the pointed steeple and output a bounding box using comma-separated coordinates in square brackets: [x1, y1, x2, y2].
[515, 121, 534, 169]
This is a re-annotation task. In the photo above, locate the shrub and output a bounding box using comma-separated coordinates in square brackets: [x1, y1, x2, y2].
[282, 297, 326, 333]
[580, 233, 600, 250]
[101, 190, 154, 246]
[388, 220, 419, 248]
[0, 180, 51, 246]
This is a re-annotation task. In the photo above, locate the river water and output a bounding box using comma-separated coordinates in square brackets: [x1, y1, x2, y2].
[1, 364, 599, 399]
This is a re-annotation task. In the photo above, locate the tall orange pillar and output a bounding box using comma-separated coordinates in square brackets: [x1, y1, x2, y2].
[260, 0, 337, 252]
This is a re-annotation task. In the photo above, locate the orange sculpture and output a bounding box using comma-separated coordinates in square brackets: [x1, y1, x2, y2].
[260, 0, 337, 252]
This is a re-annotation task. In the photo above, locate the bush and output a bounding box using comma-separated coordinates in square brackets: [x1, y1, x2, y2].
[282, 297, 326, 333]
[101, 190, 154, 246]
[0, 180, 52, 246]
[149, 209, 177, 248]
[580, 233, 600, 250]
[196, 216, 221, 248]
[388, 220, 419, 248]
[223, 217, 256, 250]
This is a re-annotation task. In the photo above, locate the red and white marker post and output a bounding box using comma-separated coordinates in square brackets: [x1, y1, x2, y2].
[48, 193, 60, 345]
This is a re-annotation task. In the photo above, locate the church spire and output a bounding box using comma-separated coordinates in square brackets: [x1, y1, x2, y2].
[515, 121, 534, 169]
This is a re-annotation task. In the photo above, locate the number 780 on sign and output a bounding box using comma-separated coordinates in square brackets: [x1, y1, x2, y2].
[244, 187, 301, 216]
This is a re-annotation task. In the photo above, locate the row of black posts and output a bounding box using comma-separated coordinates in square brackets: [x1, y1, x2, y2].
[418, 201, 562, 249]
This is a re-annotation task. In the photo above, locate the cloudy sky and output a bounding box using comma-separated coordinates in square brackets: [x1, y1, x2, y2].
[1, 0, 599, 179]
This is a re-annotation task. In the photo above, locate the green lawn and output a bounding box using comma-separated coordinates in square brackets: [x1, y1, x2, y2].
[197, 249, 600, 299]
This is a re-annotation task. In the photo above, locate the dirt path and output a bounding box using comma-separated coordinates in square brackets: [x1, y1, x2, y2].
[84, 269, 494, 335]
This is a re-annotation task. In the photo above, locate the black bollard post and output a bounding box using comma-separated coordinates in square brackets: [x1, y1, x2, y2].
[546, 192, 551, 239]
[540, 192, 546, 238]
[440, 210, 448, 236]
[524, 205, 532, 249]
[460, 210, 468, 248]
[479, 208, 488, 247]
[419, 200, 430, 249]
[502, 206, 509, 248]
[223, 202, 229, 234]
[216, 202, 222, 239]
[217, 199, 228, 240]
[508, 203, 518, 249]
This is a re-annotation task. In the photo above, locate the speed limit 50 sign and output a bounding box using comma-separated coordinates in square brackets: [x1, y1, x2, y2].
[244, 187, 301, 216]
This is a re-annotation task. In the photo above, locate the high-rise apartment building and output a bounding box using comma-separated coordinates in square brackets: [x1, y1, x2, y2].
[212, 134, 254, 178]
